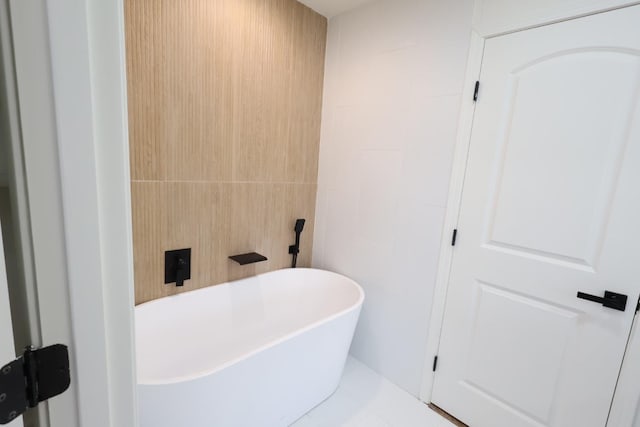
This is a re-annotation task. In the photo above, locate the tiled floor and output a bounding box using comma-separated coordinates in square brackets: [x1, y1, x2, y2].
[291, 357, 454, 427]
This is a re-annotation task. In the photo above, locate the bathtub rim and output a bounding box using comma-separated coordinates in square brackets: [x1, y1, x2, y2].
[135, 268, 364, 385]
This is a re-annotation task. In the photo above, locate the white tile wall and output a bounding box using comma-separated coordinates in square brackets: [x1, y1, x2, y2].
[313, 0, 474, 396]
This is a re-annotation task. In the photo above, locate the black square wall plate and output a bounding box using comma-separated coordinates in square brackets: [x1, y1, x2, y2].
[164, 248, 191, 284]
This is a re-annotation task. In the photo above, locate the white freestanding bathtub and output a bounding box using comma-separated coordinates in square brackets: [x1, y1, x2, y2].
[135, 268, 364, 427]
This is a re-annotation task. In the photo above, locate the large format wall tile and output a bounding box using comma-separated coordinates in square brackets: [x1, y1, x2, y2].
[126, 0, 325, 184]
[313, 0, 473, 396]
[126, 0, 326, 304]
[132, 181, 316, 304]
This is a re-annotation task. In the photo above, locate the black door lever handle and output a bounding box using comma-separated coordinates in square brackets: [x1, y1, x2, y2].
[577, 290, 627, 312]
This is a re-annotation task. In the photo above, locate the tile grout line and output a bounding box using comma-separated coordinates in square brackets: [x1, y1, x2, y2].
[131, 180, 318, 185]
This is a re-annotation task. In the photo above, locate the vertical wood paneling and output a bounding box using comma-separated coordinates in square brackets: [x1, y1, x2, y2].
[130, 182, 164, 303]
[125, 0, 167, 180]
[125, 0, 327, 304]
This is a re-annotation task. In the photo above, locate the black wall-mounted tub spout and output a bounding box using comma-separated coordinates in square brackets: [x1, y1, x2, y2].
[229, 252, 268, 265]
[289, 218, 306, 268]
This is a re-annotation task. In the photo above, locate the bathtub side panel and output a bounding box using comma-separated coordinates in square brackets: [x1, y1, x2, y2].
[138, 306, 361, 427]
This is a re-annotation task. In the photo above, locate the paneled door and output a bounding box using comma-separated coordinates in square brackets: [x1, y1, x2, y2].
[432, 6, 640, 427]
[0, 220, 22, 426]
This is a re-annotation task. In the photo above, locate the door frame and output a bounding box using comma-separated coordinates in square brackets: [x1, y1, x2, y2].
[418, 28, 485, 404]
[3, 0, 137, 426]
[0, 212, 21, 427]
[419, 3, 640, 425]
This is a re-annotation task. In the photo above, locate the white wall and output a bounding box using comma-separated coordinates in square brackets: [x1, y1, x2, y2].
[313, 0, 473, 396]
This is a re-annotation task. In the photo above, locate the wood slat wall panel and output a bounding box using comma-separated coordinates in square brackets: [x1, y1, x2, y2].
[125, 0, 326, 304]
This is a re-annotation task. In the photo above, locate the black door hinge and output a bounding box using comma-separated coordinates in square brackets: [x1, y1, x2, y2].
[432, 355, 439, 372]
[0, 344, 70, 425]
[451, 229, 458, 246]
[473, 81, 480, 102]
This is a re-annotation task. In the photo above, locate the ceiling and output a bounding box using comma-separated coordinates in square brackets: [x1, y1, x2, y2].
[297, 0, 376, 18]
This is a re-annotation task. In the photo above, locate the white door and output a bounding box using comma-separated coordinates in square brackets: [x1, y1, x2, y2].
[0, 221, 22, 426]
[432, 6, 640, 427]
